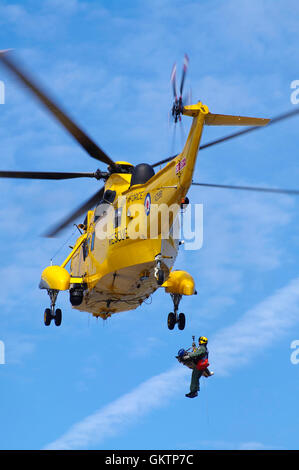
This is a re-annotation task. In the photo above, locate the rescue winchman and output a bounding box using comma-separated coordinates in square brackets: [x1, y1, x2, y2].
[177, 336, 214, 398]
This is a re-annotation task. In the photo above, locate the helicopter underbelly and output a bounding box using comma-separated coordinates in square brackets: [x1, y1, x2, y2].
[73, 261, 158, 317]
[72, 237, 179, 318]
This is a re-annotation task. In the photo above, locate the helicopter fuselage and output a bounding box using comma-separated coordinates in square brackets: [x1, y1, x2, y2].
[69, 107, 207, 318]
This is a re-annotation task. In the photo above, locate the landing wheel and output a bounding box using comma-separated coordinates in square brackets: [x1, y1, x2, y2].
[178, 313, 186, 331]
[167, 294, 185, 331]
[54, 308, 62, 327]
[167, 312, 176, 330]
[44, 308, 52, 326]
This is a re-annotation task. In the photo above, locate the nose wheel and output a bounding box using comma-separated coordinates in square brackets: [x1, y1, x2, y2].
[44, 289, 62, 327]
[167, 294, 185, 330]
[154, 254, 165, 286]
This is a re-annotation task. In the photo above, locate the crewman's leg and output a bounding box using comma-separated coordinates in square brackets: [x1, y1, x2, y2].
[205, 368, 214, 377]
[190, 368, 202, 393]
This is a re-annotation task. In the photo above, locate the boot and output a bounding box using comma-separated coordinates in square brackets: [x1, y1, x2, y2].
[203, 368, 214, 377]
[185, 391, 198, 398]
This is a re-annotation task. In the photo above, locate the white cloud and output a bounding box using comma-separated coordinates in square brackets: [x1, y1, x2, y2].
[2, 333, 37, 364]
[210, 277, 299, 375]
[44, 365, 188, 450]
[44, 276, 299, 449]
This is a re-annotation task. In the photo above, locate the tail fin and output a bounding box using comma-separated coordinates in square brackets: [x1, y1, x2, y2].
[204, 113, 270, 127]
[182, 103, 270, 127]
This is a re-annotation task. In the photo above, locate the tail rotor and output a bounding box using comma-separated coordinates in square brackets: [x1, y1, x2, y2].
[171, 53, 189, 123]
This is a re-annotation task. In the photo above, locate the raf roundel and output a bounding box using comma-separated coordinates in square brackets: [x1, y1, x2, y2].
[144, 193, 151, 216]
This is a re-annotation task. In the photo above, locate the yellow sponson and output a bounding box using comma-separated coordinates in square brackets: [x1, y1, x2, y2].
[39, 266, 70, 291]
[163, 270, 195, 296]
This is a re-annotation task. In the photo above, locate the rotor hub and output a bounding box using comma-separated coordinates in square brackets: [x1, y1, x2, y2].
[172, 96, 184, 123]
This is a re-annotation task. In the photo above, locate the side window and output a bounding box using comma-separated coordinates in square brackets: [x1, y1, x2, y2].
[114, 207, 123, 229]
[90, 232, 95, 251]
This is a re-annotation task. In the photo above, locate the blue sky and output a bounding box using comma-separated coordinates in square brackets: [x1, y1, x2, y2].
[0, 0, 299, 450]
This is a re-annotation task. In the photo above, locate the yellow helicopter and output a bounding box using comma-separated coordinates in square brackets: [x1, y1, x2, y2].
[1, 51, 299, 330]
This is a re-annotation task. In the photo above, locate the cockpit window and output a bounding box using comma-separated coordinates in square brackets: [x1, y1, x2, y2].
[103, 190, 116, 204]
[94, 190, 116, 222]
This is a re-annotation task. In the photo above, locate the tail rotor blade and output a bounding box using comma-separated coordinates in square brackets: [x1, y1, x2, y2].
[171, 62, 177, 100]
[179, 53, 189, 98]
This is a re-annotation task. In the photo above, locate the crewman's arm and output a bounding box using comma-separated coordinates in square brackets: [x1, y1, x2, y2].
[188, 345, 206, 360]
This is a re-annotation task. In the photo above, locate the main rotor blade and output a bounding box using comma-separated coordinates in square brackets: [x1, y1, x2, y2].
[0, 170, 97, 180]
[192, 182, 299, 195]
[200, 108, 299, 151]
[43, 185, 105, 237]
[0, 51, 116, 168]
[152, 154, 178, 168]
